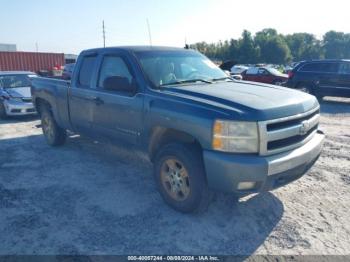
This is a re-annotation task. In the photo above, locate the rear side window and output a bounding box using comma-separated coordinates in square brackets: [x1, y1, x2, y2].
[299, 63, 318, 72]
[320, 62, 339, 73]
[78, 56, 97, 87]
[339, 63, 350, 74]
[300, 62, 339, 73]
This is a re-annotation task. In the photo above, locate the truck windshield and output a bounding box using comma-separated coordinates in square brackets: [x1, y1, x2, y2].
[0, 75, 32, 89]
[135, 50, 228, 88]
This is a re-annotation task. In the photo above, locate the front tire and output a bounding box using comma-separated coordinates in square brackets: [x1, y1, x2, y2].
[296, 84, 323, 101]
[40, 106, 66, 146]
[153, 143, 209, 213]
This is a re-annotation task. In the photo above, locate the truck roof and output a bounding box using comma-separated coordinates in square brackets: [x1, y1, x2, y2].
[299, 59, 350, 63]
[81, 46, 192, 54]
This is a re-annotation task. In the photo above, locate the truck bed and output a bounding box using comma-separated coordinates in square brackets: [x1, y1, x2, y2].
[31, 77, 72, 130]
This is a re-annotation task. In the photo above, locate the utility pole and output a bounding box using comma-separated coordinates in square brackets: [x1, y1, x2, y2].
[146, 18, 152, 46]
[102, 20, 106, 48]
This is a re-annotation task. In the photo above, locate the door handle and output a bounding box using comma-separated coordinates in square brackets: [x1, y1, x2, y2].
[83, 95, 104, 105]
[93, 97, 104, 105]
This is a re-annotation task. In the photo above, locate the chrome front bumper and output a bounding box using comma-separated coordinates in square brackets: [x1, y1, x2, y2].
[203, 131, 325, 193]
[266, 132, 324, 176]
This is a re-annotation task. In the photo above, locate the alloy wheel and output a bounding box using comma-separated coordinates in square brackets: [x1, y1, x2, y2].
[160, 158, 191, 201]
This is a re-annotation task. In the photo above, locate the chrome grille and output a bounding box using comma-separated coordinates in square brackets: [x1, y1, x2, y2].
[258, 106, 320, 156]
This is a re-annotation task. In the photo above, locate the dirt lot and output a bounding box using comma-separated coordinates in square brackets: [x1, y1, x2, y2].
[0, 98, 349, 256]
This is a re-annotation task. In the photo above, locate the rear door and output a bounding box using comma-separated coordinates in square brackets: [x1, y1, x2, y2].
[335, 62, 350, 97]
[68, 54, 99, 136]
[317, 62, 340, 96]
[91, 52, 144, 145]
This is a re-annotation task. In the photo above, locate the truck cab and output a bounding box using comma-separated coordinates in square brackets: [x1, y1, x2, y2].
[31, 46, 324, 213]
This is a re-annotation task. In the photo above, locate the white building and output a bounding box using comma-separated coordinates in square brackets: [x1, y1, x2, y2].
[0, 43, 17, 52]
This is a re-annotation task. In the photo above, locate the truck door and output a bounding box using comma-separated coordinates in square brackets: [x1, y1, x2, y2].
[91, 54, 144, 145]
[68, 54, 99, 137]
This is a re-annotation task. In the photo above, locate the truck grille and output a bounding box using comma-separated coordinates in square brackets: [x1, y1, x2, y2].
[258, 106, 320, 155]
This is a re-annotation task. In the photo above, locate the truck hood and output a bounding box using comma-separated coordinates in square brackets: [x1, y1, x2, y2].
[4, 87, 31, 98]
[164, 81, 319, 121]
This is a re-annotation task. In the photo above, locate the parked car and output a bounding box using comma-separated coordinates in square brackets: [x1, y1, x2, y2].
[286, 59, 350, 99]
[219, 60, 238, 71]
[62, 63, 75, 80]
[242, 67, 288, 85]
[31, 46, 324, 213]
[0, 71, 37, 119]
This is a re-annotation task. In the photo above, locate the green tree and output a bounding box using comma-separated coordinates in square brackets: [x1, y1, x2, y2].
[237, 30, 260, 63]
[255, 28, 291, 63]
[190, 28, 350, 64]
[323, 31, 350, 59]
[285, 33, 323, 61]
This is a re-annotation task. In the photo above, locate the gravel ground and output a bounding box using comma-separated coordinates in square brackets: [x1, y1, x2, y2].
[0, 97, 349, 256]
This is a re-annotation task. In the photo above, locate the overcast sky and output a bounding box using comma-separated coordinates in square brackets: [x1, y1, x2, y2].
[1, 0, 349, 54]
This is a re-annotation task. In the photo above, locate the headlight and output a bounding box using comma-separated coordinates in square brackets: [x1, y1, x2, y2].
[212, 120, 259, 153]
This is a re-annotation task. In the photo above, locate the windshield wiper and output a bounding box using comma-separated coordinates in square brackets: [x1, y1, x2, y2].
[211, 76, 233, 82]
[160, 78, 213, 87]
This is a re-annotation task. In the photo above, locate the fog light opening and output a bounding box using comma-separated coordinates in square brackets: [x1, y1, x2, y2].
[237, 182, 257, 190]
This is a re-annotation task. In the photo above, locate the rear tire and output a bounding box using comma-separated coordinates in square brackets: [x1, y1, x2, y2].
[40, 105, 66, 146]
[0, 102, 7, 119]
[296, 84, 311, 94]
[296, 84, 323, 101]
[153, 143, 209, 213]
[272, 79, 283, 86]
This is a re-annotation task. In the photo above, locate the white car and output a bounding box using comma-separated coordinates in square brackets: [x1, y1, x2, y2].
[0, 71, 37, 119]
[230, 65, 249, 75]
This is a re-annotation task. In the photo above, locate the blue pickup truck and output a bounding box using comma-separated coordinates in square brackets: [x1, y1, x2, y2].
[31, 46, 324, 213]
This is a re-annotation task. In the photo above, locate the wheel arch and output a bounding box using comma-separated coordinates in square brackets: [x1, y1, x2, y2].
[148, 127, 203, 162]
[34, 97, 52, 116]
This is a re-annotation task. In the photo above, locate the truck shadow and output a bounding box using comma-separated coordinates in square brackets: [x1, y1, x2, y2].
[0, 133, 283, 256]
[0, 115, 39, 124]
[320, 97, 350, 114]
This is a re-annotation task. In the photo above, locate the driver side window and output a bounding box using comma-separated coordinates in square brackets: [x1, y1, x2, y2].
[98, 56, 133, 88]
[258, 68, 269, 75]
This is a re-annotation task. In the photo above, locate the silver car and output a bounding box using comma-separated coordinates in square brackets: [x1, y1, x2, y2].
[0, 71, 37, 118]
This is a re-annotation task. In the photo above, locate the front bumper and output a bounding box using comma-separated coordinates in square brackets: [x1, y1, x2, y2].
[203, 131, 325, 194]
[3, 100, 37, 116]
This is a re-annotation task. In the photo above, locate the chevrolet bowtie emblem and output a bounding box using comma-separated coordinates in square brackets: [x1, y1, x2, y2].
[300, 120, 310, 135]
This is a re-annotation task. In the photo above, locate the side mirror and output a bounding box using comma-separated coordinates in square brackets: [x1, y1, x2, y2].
[103, 76, 136, 94]
[224, 70, 231, 76]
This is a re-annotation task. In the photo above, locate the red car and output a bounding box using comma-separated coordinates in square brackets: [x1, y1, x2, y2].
[242, 67, 288, 85]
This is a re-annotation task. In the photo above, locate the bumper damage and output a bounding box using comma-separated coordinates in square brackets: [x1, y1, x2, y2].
[203, 131, 325, 194]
